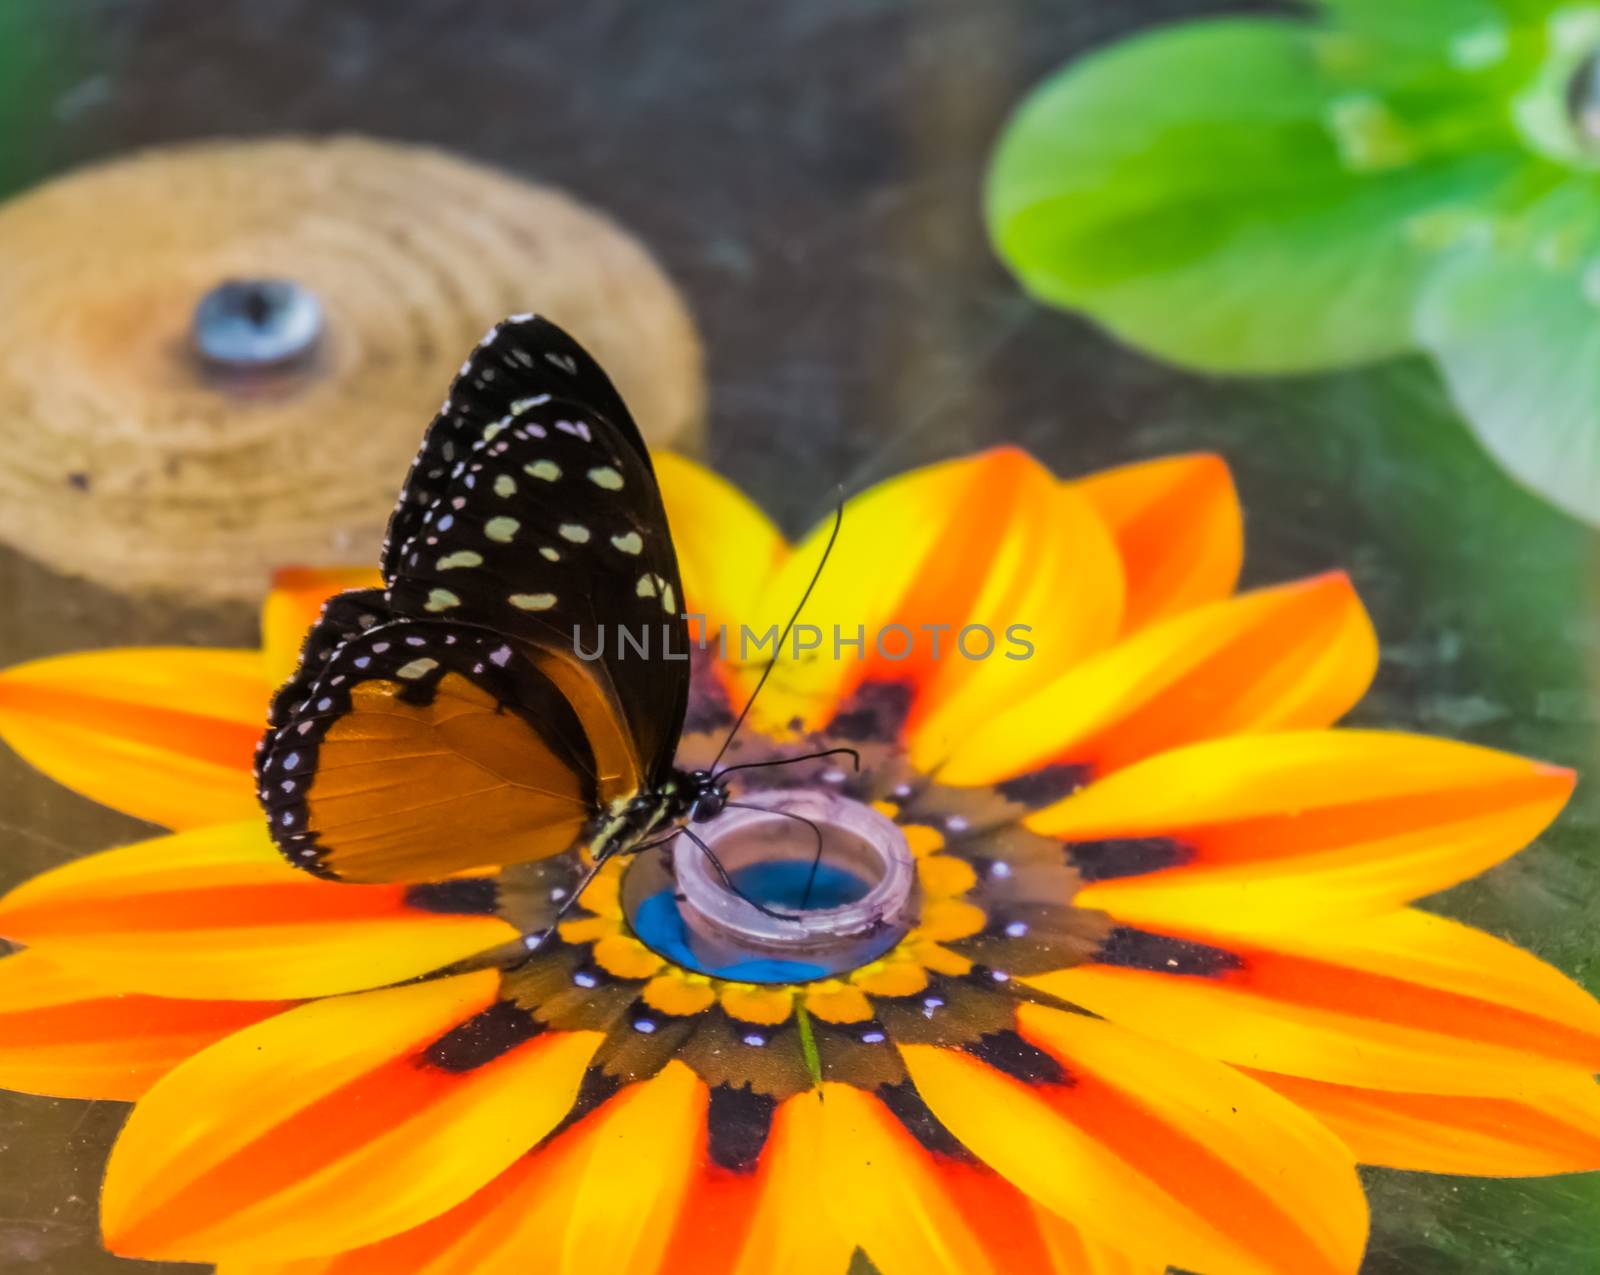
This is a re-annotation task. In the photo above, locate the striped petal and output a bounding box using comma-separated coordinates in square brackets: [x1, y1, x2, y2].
[103, 974, 600, 1262]
[1249, 1071, 1600, 1178]
[1034, 910, 1600, 1094]
[1254, 1062, 1600, 1171]
[682, 1085, 861, 1275]
[1030, 1205, 1162, 1275]
[0, 822, 515, 999]
[217, 1097, 1229, 1275]
[1031, 730, 1573, 931]
[816, 1084, 1048, 1275]
[0, 949, 286, 1101]
[904, 1005, 1366, 1275]
[261, 568, 384, 686]
[745, 448, 1124, 742]
[0, 647, 267, 827]
[657, 453, 788, 645]
[215, 1062, 707, 1275]
[1071, 453, 1242, 631]
[937, 573, 1376, 785]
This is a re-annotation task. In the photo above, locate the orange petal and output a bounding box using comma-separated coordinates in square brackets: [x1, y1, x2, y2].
[1034, 909, 1600, 1095]
[1030, 1203, 1162, 1275]
[1072, 453, 1242, 631]
[0, 647, 268, 827]
[261, 568, 384, 687]
[656, 453, 788, 647]
[707, 1090, 860, 1275]
[103, 973, 600, 1262]
[1030, 730, 1574, 931]
[746, 448, 1124, 740]
[0, 822, 515, 999]
[216, 1062, 707, 1275]
[0, 949, 287, 1101]
[815, 1084, 1048, 1275]
[1248, 1070, 1600, 1177]
[938, 573, 1376, 785]
[903, 1005, 1366, 1275]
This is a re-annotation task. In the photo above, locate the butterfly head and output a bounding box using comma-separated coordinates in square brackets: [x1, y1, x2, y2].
[683, 768, 731, 823]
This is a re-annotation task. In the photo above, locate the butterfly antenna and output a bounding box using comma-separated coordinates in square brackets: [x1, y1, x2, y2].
[724, 801, 830, 910]
[713, 746, 861, 782]
[511, 845, 623, 963]
[709, 490, 845, 772]
[679, 825, 807, 922]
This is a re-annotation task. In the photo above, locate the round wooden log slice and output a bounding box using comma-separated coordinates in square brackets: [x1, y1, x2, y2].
[0, 136, 705, 599]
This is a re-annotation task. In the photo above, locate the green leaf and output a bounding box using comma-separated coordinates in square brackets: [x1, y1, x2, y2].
[1317, 0, 1554, 53]
[794, 1002, 824, 1088]
[987, 18, 1523, 373]
[1416, 188, 1600, 525]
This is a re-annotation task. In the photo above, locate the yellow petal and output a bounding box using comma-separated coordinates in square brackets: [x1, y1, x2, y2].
[1071, 453, 1242, 631]
[656, 453, 787, 646]
[1249, 1070, 1600, 1177]
[592, 933, 666, 980]
[1031, 730, 1574, 931]
[719, 984, 795, 1026]
[1031, 1203, 1163, 1275]
[227, 1062, 707, 1275]
[939, 573, 1376, 785]
[852, 959, 930, 998]
[103, 973, 599, 1262]
[0, 822, 514, 999]
[719, 1090, 866, 1275]
[0, 647, 267, 827]
[0, 950, 286, 1101]
[1034, 909, 1600, 1094]
[803, 983, 874, 1024]
[904, 1005, 1366, 1275]
[745, 448, 1124, 739]
[816, 1084, 1029, 1275]
[643, 973, 718, 1017]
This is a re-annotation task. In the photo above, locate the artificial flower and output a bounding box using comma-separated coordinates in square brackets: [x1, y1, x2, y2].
[988, 0, 1600, 523]
[0, 448, 1594, 1275]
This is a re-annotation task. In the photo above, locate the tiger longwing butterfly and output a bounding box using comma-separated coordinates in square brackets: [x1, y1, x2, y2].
[256, 315, 738, 885]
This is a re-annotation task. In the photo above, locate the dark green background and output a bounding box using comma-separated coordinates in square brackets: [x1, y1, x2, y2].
[0, 1, 1594, 1271]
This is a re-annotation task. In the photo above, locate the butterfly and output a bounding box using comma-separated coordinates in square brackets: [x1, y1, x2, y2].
[255, 315, 847, 899]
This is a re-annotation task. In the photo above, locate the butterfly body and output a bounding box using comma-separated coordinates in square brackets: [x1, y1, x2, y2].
[257, 315, 706, 884]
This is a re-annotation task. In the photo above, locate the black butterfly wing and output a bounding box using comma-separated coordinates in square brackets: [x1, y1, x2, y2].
[257, 611, 605, 882]
[258, 318, 691, 883]
[382, 315, 651, 582]
[382, 393, 690, 790]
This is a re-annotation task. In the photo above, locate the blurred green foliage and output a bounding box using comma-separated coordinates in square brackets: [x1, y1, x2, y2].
[988, 0, 1600, 527]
